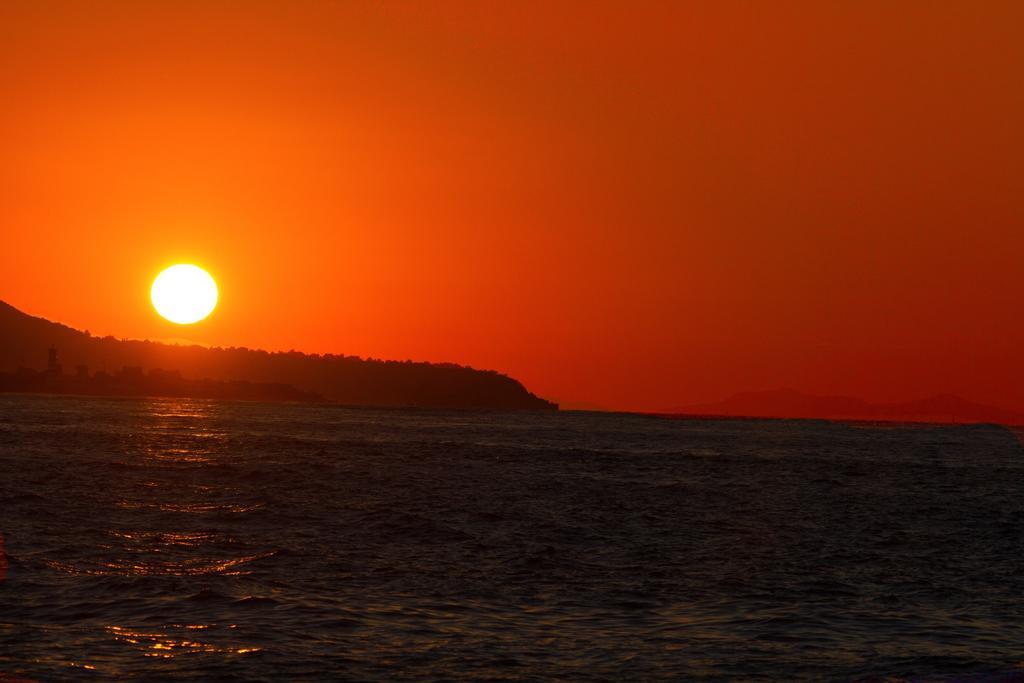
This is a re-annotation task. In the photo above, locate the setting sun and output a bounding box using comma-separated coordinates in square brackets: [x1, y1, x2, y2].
[151, 264, 218, 324]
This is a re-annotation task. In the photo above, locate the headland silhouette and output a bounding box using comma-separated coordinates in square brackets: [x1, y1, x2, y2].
[0, 301, 557, 410]
[679, 387, 1024, 426]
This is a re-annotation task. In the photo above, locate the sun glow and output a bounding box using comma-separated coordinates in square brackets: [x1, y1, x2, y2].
[151, 265, 218, 324]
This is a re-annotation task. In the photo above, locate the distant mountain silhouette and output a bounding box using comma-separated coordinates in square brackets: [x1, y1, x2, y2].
[681, 388, 1024, 425]
[0, 301, 557, 410]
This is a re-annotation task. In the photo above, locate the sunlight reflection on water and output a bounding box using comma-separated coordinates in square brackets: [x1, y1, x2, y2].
[107, 625, 261, 659]
[3, 395, 1024, 680]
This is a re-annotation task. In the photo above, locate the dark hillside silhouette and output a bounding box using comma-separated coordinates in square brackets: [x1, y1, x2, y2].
[0, 348, 324, 403]
[0, 301, 557, 410]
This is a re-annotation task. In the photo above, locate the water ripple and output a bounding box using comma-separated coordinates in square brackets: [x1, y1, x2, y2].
[1, 395, 1024, 680]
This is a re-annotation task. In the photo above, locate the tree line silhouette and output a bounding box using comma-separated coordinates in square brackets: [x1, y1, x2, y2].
[0, 301, 557, 410]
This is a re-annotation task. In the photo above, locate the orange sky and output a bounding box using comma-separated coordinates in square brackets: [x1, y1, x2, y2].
[2, 1, 1023, 412]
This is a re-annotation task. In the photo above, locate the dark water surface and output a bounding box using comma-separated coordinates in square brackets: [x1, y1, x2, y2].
[2, 394, 1024, 680]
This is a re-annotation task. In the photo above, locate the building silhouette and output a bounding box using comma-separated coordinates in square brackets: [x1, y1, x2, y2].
[46, 346, 62, 375]
[0, 345, 325, 403]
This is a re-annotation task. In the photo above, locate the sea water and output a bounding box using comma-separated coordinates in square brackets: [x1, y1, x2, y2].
[1, 394, 1023, 680]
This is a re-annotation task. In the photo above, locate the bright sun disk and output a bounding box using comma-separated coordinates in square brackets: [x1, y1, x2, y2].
[151, 264, 218, 324]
